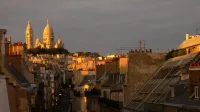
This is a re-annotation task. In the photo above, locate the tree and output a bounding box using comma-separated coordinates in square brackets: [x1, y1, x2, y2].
[26, 47, 70, 55]
[165, 48, 187, 60]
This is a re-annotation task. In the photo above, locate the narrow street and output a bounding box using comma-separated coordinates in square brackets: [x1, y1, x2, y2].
[60, 94, 69, 112]
[56, 88, 72, 112]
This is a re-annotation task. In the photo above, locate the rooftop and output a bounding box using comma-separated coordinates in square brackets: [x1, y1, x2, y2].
[124, 52, 200, 111]
[78, 75, 96, 86]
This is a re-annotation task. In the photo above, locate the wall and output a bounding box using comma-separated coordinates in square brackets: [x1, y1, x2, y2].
[5, 40, 10, 56]
[124, 52, 166, 104]
[74, 70, 96, 85]
[87, 96, 100, 112]
[3, 64, 18, 86]
[101, 89, 110, 98]
[0, 76, 10, 112]
[7, 83, 17, 112]
[6, 55, 22, 75]
[9, 44, 24, 55]
[22, 62, 34, 84]
[96, 64, 105, 78]
[7, 83, 29, 112]
[119, 58, 128, 74]
[97, 60, 105, 65]
[111, 92, 123, 102]
[105, 57, 127, 74]
[66, 71, 73, 80]
[72, 96, 87, 112]
[75, 60, 96, 71]
[189, 70, 200, 94]
[5, 55, 34, 84]
[0, 37, 5, 73]
[105, 59, 119, 73]
[164, 106, 177, 112]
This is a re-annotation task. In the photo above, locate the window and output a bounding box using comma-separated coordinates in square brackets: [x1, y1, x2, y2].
[195, 86, 199, 98]
[171, 87, 175, 97]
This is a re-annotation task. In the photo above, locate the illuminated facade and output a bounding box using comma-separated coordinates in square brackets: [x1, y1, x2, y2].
[179, 34, 200, 54]
[25, 19, 64, 49]
[9, 42, 24, 55]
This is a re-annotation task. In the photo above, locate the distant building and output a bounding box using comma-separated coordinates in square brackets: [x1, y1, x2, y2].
[179, 34, 200, 54]
[9, 42, 24, 55]
[25, 19, 64, 49]
[4, 37, 24, 55]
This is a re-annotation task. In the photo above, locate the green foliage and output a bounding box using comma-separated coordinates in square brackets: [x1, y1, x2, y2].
[165, 48, 186, 60]
[26, 47, 69, 55]
[74, 52, 100, 57]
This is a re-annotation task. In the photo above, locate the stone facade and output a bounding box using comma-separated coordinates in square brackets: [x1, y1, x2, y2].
[72, 96, 87, 112]
[96, 64, 105, 78]
[124, 52, 166, 104]
[105, 58, 119, 73]
[86, 96, 100, 112]
[5, 55, 23, 74]
[0, 76, 10, 112]
[7, 83, 29, 112]
[111, 91, 124, 102]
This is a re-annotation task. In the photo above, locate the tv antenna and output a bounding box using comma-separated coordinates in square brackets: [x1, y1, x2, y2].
[196, 28, 199, 35]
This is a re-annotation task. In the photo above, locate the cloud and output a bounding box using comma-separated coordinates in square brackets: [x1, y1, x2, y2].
[1, 0, 200, 54]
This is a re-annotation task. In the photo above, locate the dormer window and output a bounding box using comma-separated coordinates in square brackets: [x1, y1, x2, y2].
[171, 87, 175, 98]
[195, 86, 199, 98]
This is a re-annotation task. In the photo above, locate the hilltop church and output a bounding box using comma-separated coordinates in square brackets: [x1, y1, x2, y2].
[25, 19, 64, 49]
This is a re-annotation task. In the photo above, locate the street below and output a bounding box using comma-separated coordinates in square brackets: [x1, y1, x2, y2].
[55, 88, 72, 112]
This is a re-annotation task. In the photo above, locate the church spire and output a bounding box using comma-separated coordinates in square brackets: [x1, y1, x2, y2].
[46, 17, 50, 26]
[26, 20, 33, 49]
[47, 19, 49, 24]
[28, 20, 30, 24]
[26, 20, 32, 30]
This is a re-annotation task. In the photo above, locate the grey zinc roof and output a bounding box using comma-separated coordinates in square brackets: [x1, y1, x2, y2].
[78, 75, 96, 86]
[101, 72, 120, 88]
[6, 63, 29, 87]
[124, 52, 200, 111]
[96, 72, 107, 81]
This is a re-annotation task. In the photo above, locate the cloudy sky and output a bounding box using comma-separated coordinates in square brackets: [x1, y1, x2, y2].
[1, 0, 200, 55]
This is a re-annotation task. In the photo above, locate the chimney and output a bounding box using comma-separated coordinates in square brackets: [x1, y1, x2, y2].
[4, 38, 10, 56]
[149, 49, 152, 53]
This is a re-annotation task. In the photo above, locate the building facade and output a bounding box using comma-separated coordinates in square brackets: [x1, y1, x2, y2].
[25, 19, 64, 49]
